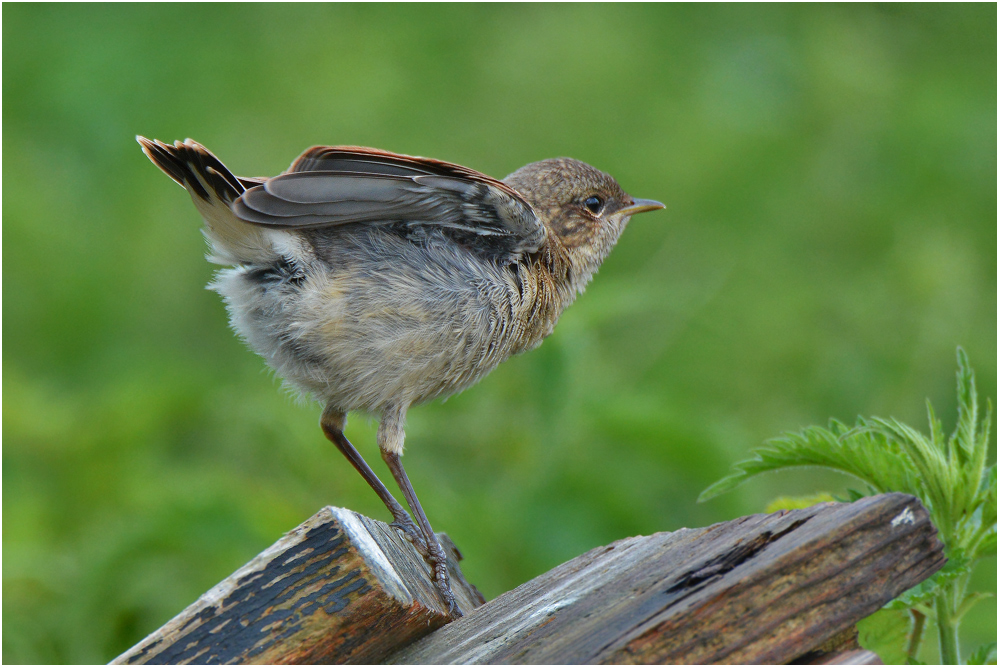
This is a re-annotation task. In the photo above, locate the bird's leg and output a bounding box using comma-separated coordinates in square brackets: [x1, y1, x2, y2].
[320, 405, 428, 556]
[379, 406, 461, 618]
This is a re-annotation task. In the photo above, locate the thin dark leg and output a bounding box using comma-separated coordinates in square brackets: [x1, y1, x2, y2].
[320, 407, 428, 555]
[382, 449, 461, 618]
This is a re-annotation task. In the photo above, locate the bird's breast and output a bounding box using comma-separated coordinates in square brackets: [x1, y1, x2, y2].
[216, 227, 563, 411]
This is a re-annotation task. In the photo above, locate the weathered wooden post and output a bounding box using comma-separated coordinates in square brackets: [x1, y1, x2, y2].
[112, 493, 944, 665]
[110, 508, 484, 664]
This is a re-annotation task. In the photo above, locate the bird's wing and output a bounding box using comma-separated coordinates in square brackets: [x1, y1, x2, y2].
[231, 146, 546, 254]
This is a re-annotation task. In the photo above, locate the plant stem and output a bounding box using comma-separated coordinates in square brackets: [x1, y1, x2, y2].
[935, 590, 961, 664]
[907, 609, 926, 661]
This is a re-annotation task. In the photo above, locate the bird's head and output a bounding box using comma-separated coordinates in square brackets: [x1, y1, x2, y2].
[504, 158, 663, 293]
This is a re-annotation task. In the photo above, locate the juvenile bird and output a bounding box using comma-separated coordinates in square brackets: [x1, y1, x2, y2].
[137, 137, 664, 616]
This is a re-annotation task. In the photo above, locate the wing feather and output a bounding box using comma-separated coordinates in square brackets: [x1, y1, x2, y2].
[231, 147, 546, 255]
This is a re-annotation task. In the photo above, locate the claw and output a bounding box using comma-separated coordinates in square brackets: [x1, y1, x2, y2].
[426, 537, 462, 618]
[443, 592, 461, 618]
[389, 517, 430, 556]
[390, 520, 460, 616]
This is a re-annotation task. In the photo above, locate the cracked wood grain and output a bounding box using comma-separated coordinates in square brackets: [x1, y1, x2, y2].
[388, 493, 944, 665]
[110, 506, 484, 665]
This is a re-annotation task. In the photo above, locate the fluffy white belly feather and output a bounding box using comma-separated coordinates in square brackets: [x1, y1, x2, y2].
[211, 227, 539, 413]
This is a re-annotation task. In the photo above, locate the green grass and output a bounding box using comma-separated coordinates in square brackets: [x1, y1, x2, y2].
[3, 4, 995, 663]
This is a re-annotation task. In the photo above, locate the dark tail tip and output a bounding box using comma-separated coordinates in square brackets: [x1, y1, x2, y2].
[136, 136, 244, 203]
[137, 135, 189, 188]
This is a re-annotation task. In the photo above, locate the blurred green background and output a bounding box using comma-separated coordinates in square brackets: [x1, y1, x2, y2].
[3, 4, 995, 663]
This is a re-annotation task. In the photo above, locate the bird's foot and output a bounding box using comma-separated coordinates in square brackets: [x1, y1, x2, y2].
[389, 514, 430, 557]
[391, 517, 460, 617]
[426, 537, 462, 618]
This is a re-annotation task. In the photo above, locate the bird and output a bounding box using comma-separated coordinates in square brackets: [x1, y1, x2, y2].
[137, 136, 664, 617]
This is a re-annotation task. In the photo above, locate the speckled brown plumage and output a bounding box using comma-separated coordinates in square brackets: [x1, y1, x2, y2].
[137, 136, 664, 616]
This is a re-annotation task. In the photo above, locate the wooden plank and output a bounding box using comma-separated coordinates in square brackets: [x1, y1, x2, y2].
[808, 649, 883, 665]
[110, 506, 484, 665]
[388, 493, 944, 664]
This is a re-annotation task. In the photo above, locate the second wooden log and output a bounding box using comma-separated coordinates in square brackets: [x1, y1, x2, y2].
[389, 493, 944, 664]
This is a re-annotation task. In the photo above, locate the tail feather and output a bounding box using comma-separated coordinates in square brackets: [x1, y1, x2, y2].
[137, 136, 246, 204]
[137, 136, 274, 265]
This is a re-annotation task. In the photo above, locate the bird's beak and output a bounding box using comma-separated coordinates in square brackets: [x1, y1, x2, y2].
[619, 198, 665, 216]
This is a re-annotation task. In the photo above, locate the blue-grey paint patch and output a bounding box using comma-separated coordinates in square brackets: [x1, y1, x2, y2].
[127, 520, 371, 664]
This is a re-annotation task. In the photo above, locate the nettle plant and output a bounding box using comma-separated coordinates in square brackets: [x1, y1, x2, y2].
[701, 348, 996, 665]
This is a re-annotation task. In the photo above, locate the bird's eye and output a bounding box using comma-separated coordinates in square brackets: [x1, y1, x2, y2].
[584, 196, 603, 214]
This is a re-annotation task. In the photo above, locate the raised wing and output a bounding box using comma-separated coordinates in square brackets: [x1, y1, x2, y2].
[231, 146, 545, 255]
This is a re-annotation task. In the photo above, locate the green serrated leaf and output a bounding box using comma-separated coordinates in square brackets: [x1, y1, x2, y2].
[927, 399, 945, 449]
[981, 462, 997, 495]
[974, 529, 996, 559]
[968, 401, 993, 517]
[885, 583, 936, 610]
[951, 346, 978, 460]
[698, 424, 851, 501]
[967, 642, 997, 665]
[844, 488, 868, 502]
[939, 549, 972, 573]
[979, 464, 997, 529]
[697, 473, 743, 502]
[858, 608, 911, 665]
[701, 347, 996, 666]
[865, 418, 952, 518]
[950, 353, 987, 524]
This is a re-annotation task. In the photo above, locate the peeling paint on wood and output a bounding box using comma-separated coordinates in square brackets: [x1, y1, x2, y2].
[109, 494, 941, 665]
[110, 506, 484, 665]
